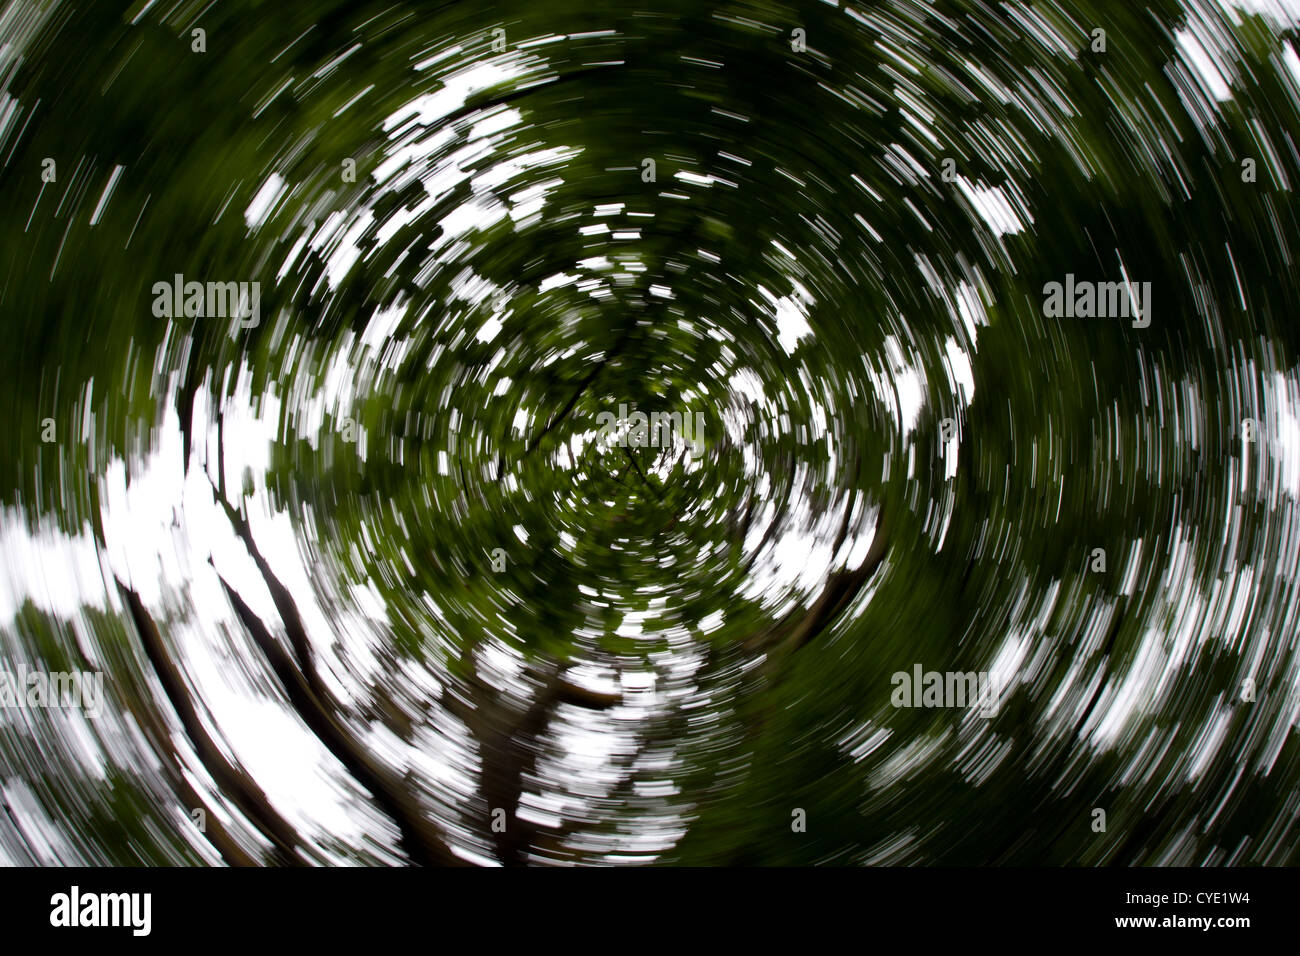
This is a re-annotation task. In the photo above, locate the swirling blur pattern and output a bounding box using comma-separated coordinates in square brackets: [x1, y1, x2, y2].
[0, 0, 1298, 867]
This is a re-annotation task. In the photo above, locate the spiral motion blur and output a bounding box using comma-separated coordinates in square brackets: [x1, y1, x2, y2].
[1, 0, 1299, 866]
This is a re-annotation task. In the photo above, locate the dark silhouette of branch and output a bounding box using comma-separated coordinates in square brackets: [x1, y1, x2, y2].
[620, 446, 665, 503]
[216, 575, 465, 866]
[206, 477, 330, 705]
[444, 658, 619, 866]
[509, 329, 635, 480]
[204, 425, 464, 864]
[116, 580, 304, 866]
[741, 500, 891, 675]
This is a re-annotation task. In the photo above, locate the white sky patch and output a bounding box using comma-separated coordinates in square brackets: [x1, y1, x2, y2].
[729, 366, 771, 416]
[476, 315, 503, 343]
[1186, 704, 1235, 780]
[1262, 369, 1300, 497]
[884, 336, 926, 438]
[1217, 0, 1300, 24]
[615, 612, 645, 638]
[387, 61, 523, 131]
[245, 173, 287, 231]
[1175, 26, 1234, 102]
[955, 177, 1027, 237]
[955, 280, 989, 344]
[673, 170, 715, 187]
[0, 513, 105, 621]
[1089, 627, 1173, 749]
[985, 631, 1030, 715]
[471, 106, 522, 140]
[769, 291, 815, 354]
[942, 337, 976, 408]
[698, 609, 724, 634]
[736, 474, 881, 615]
[294, 57, 572, 298]
[759, 280, 816, 358]
[837, 504, 883, 572]
[540, 271, 577, 292]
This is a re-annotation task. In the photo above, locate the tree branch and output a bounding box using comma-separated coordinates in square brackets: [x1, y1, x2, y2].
[116, 580, 304, 865]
